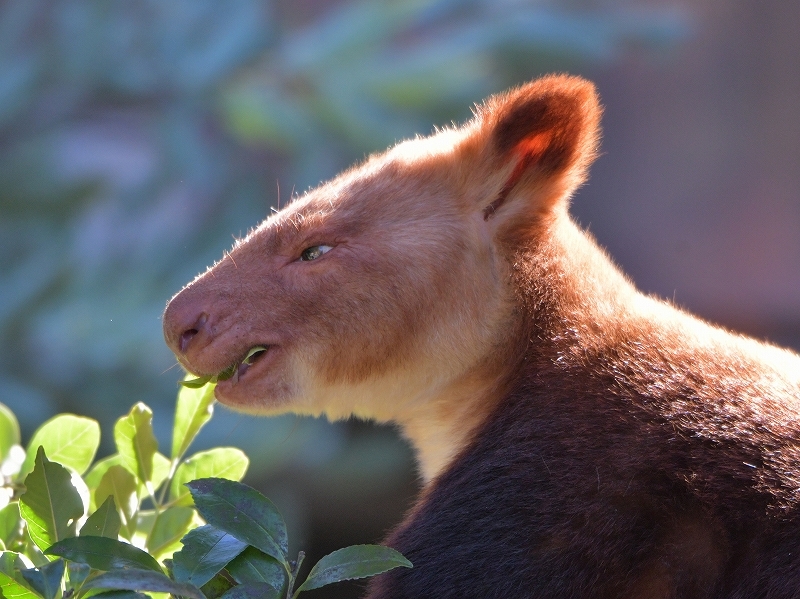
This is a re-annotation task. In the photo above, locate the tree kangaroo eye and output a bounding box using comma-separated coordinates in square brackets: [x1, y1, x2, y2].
[299, 245, 333, 261]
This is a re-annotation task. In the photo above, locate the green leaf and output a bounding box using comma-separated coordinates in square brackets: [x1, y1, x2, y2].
[81, 568, 204, 599]
[187, 479, 288, 566]
[172, 525, 247, 588]
[67, 561, 91, 588]
[46, 536, 163, 573]
[150, 453, 171, 496]
[20, 558, 65, 599]
[0, 570, 41, 599]
[114, 403, 158, 486]
[295, 545, 412, 593]
[0, 403, 20, 462]
[19, 447, 84, 551]
[177, 348, 264, 391]
[91, 591, 150, 599]
[219, 583, 282, 599]
[198, 572, 234, 599]
[0, 503, 24, 549]
[225, 547, 286, 593]
[94, 465, 138, 540]
[0, 552, 34, 578]
[81, 496, 122, 539]
[0, 552, 16, 576]
[133, 510, 157, 543]
[178, 377, 213, 389]
[171, 383, 216, 460]
[21, 542, 47, 568]
[169, 449, 249, 507]
[20, 415, 100, 478]
[84, 454, 124, 494]
[89, 454, 170, 508]
[146, 506, 194, 559]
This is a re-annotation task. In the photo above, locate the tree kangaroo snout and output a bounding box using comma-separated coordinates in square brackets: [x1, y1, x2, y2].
[164, 75, 800, 599]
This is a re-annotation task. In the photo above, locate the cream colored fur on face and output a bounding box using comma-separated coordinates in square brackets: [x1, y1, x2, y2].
[252, 130, 521, 481]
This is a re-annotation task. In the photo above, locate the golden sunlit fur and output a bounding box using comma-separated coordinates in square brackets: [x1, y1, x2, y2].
[164, 75, 800, 597]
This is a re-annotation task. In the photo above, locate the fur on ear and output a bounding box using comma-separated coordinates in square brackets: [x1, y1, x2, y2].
[457, 75, 602, 226]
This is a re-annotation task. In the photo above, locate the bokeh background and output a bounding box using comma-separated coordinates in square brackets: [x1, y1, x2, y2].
[1, 0, 798, 596]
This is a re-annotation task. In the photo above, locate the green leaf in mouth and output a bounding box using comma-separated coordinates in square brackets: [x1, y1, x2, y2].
[179, 346, 268, 388]
[179, 376, 214, 389]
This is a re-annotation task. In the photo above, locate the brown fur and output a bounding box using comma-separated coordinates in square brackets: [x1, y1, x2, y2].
[163, 75, 800, 597]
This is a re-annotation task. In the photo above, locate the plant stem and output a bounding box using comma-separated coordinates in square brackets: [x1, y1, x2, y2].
[287, 551, 305, 599]
[156, 457, 181, 506]
[144, 481, 160, 516]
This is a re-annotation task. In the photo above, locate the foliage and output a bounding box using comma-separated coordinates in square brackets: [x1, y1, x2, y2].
[0, 382, 410, 598]
[0, 382, 242, 570]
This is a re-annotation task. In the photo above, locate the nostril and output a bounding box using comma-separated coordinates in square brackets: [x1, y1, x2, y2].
[180, 329, 198, 354]
[178, 313, 209, 354]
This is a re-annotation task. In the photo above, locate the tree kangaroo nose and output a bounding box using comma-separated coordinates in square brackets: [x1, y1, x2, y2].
[179, 312, 209, 354]
[163, 294, 211, 357]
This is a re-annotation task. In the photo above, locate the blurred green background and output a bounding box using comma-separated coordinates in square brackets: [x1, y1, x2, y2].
[2, 0, 798, 597]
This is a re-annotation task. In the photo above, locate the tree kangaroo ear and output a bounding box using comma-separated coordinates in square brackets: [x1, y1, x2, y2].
[457, 75, 601, 235]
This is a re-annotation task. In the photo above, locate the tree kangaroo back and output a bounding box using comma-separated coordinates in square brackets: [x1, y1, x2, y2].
[163, 75, 800, 598]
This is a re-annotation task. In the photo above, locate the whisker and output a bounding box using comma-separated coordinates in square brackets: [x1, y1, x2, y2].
[161, 361, 183, 376]
[276, 416, 302, 448]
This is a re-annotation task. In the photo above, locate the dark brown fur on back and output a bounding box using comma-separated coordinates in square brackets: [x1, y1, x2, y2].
[368, 241, 800, 598]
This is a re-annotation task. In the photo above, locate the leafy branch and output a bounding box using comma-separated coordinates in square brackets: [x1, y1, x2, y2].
[0, 380, 410, 599]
